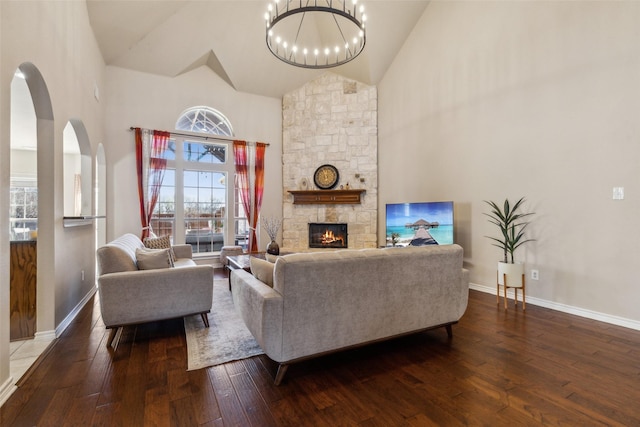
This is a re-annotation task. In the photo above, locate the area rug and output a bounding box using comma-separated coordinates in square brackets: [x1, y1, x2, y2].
[184, 279, 264, 371]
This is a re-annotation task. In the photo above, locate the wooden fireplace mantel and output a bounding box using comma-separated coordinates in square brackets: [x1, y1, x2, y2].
[288, 189, 365, 205]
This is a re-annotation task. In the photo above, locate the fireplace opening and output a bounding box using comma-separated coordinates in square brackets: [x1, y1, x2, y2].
[309, 223, 348, 249]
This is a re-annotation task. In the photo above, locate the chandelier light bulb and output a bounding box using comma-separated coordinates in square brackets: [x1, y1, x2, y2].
[324, 48, 330, 56]
[276, 36, 281, 44]
[314, 49, 319, 56]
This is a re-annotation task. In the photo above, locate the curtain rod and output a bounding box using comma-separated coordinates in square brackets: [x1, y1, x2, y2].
[128, 127, 269, 146]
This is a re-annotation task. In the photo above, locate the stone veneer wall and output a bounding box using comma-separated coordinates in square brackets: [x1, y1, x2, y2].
[282, 73, 378, 250]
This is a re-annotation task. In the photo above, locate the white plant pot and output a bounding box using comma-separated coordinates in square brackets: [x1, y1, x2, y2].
[497, 262, 524, 287]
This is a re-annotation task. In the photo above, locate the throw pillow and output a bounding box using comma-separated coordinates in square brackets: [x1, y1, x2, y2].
[136, 247, 173, 270]
[144, 235, 176, 264]
[250, 257, 274, 287]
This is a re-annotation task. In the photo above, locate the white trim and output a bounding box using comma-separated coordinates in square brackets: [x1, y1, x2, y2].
[0, 376, 17, 408]
[470, 282, 640, 331]
[55, 286, 97, 337]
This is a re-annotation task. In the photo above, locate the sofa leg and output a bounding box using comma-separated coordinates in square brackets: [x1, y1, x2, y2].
[445, 324, 453, 338]
[107, 326, 123, 351]
[274, 364, 289, 386]
[201, 313, 210, 328]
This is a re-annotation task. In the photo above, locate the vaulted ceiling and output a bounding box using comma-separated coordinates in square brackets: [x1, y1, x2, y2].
[86, 0, 429, 98]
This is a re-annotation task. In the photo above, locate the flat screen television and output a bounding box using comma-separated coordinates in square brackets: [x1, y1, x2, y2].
[385, 201, 454, 246]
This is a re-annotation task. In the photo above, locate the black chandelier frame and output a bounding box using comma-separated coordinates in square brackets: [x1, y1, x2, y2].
[265, 1, 367, 69]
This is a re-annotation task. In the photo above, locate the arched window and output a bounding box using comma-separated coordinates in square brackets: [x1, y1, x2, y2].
[176, 106, 233, 137]
[150, 107, 248, 254]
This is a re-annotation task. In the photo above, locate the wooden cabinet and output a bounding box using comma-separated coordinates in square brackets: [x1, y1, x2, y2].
[10, 241, 37, 341]
[289, 189, 365, 205]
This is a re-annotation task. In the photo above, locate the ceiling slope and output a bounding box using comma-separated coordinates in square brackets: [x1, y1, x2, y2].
[87, 0, 429, 98]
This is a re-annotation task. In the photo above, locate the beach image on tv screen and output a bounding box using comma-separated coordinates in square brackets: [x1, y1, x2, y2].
[385, 201, 454, 246]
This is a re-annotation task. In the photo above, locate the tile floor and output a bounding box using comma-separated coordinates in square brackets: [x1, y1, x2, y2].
[9, 338, 54, 384]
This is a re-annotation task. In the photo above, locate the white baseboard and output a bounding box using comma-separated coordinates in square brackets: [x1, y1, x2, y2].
[470, 282, 640, 331]
[55, 286, 98, 338]
[0, 376, 17, 408]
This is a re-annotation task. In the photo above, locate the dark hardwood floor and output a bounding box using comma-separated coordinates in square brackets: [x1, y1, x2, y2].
[2, 269, 640, 426]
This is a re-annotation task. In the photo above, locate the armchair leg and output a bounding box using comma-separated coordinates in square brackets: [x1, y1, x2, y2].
[445, 324, 453, 338]
[274, 364, 289, 386]
[201, 312, 210, 328]
[107, 327, 123, 351]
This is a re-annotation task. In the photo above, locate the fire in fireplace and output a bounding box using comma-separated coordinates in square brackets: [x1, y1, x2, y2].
[309, 223, 348, 249]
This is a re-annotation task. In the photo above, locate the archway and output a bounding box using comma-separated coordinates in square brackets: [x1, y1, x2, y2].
[9, 68, 38, 342]
[63, 120, 92, 217]
[8, 63, 55, 383]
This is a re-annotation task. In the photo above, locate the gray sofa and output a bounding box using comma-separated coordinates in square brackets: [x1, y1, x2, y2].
[231, 244, 469, 384]
[96, 233, 214, 350]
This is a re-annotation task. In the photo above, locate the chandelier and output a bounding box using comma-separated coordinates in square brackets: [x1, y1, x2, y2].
[265, 0, 367, 69]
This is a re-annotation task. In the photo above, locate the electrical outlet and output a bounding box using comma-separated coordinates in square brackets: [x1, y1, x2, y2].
[81, 270, 85, 281]
[613, 187, 624, 200]
[531, 269, 539, 280]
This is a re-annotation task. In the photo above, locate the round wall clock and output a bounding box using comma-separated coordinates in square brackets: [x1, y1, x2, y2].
[313, 164, 339, 190]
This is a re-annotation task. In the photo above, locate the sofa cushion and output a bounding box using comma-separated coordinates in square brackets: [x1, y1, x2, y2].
[136, 247, 173, 270]
[144, 235, 176, 264]
[173, 258, 197, 268]
[250, 257, 274, 287]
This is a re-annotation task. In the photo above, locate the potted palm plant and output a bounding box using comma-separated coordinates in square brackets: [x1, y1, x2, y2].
[484, 197, 535, 286]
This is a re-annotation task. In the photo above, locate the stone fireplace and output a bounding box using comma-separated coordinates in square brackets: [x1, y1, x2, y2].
[281, 73, 378, 251]
[308, 223, 348, 249]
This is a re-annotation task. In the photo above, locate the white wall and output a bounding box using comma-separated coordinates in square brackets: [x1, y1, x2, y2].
[379, 1, 640, 323]
[0, 0, 105, 399]
[9, 150, 37, 179]
[103, 65, 283, 247]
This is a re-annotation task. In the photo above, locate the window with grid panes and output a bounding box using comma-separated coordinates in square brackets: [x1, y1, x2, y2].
[149, 107, 249, 254]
